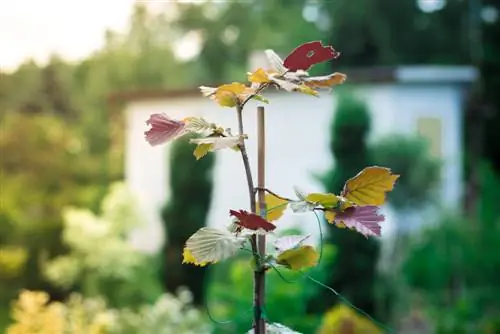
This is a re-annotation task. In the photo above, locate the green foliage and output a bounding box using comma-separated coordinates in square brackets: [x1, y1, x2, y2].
[309, 90, 379, 315]
[43, 182, 163, 308]
[371, 134, 441, 209]
[323, 0, 470, 67]
[402, 207, 500, 332]
[0, 112, 112, 308]
[160, 133, 215, 305]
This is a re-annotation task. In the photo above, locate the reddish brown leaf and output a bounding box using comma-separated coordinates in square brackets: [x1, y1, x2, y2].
[283, 41, 340, 72]
[229, 210, 276, 232]
[144, 113, 186, 146]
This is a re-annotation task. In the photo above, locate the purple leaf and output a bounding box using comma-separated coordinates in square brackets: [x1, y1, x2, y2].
[144, 113, 186, 146]
[335, 206, 385, 237]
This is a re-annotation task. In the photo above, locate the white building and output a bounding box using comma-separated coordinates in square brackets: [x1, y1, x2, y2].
[109, 65, 477, 254]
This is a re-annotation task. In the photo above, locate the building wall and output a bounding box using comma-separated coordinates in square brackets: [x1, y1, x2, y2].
[124, 84, 464, 253]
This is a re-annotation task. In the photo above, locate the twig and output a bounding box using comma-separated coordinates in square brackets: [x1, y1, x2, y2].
[253, 187, 295, 202]
[236, 103, 256, 213]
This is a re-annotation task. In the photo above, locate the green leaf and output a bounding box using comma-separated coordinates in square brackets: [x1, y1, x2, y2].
[276, 245, 319, 270]
[253, 94, 269, 104]
[305, 193, 341, 208]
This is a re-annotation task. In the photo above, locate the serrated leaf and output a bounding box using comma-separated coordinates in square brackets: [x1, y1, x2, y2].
[183, 117, 215, 133]
[144, 113, 186, 146]
[190, 136, 242, 156]
[184, 227, 243, 264]
[334, 206, 385, 237]
[276, 245, 319, 270]
[303, 72, 347, 88]
[274, 234, 311, 253]
[295, 84, 319, 97]
[264, 49, 288, 74]
[193, 143, 213, 160]
[182, 247, 208, 267]
[268, 76, 299, 92]
[199, 86, 217, 97]
[324, 210, 346, 228]
[283, 41, 340, 72]
[229, 210, 276, 232]
[248, 68, 272, 84]
[256, 193, 289, 222]
[342, 166, 400, 206]
[216, 83, 254, 107]
[305, 193, 341, 208]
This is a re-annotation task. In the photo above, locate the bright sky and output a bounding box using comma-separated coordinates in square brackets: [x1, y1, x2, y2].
[0, 0, 136, 72]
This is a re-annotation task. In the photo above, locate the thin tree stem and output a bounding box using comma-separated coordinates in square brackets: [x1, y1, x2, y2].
[235, 102, 266, 334]
[236, 104, 256, 214]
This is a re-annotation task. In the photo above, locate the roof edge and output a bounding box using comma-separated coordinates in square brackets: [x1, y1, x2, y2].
[108, 65, 478, 105]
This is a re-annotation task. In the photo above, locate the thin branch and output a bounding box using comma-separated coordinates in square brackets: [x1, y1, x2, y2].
[254, 187, 295, 202]
[235, 102, 258, 255]
[236, 104, 256, 213]
[241, 83, 270, 109]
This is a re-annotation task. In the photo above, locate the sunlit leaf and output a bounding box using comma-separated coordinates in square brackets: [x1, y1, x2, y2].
[295, 84, 319, 97]
[274, 234, 311, 253]
[305, 193, 341, 208]
[264, 49, 288, 74]
[276, 245, 319, 270]
[252, 94, 270, 104]
[190, 136, 242, 153]
[182, 247, 208, 267]
[342, 166, 400, 206]
[193, 143, 213, 160]
[248, 68, 272, 84]
[334, 206, 385, 237]
[184, 227, 243, 264]
[303, 72, 347, 88]
[201, 82, 254, 107]
[144, 113, 186, 146]
[256, 193, 289, 222]
[268, 76, 300, 92]
[229, 210, 276, 232]
[183, 117, 216, 133]
[324, 210, 335, 223]
[199, 86, 217, 97]
[283, 41, 340, 72]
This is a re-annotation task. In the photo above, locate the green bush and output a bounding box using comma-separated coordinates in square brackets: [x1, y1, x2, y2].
[43, 182, 163, 308]
[160, 133, 216, 305]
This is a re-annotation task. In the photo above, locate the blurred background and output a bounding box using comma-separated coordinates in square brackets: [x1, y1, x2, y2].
[1, 0, 499, 333]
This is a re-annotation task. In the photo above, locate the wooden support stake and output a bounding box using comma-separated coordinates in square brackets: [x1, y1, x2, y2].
[254, 105, 267, 333]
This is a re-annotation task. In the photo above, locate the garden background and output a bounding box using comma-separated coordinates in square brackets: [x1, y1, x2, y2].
[1, 0, 499, 333]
